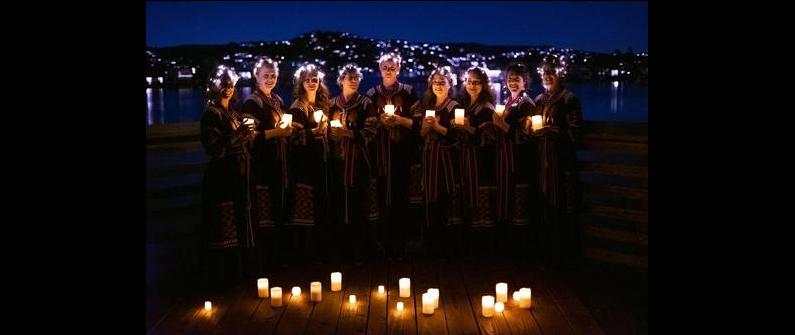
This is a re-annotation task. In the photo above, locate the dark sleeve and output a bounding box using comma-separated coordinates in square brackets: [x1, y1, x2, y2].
[564, 94, 583, 143]
[200, 109, 227, 158]
[507, 101, 533, 138]
[356, 100, 378, 146]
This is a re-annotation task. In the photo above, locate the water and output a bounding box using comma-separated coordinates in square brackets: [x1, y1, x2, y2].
[146, 78, 647, 125]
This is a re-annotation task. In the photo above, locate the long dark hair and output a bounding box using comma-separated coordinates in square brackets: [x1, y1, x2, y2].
[204, 65, 239, 107]
[458, 66, 495, 107]
[292, 63, 330, 111]
[421, 66, 455, 108]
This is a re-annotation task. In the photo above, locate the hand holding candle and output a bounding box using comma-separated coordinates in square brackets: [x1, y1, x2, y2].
[330, 119, 342, 128]
[384, 104, 395, 116]
[454, 108, 465, 126]
[314, 110, 324, 123]
[531, 115, 544, 131]
[495, 104, 505, 117]
[280, 114, 293, 129]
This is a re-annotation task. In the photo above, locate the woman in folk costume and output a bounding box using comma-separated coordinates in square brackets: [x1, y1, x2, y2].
[199, 66, 256, 290]
[286, 63, 330, 264]
[454, 66, 499, 256]
[493, 62, 542, 260]
[411, 66, 463, 258]
[241, 57, 293, 270]
[328, 63, 379, 264]
[366, 52, 419, 259]
[531, 59, 583, 268]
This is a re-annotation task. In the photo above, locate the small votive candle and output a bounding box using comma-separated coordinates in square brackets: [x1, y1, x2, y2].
[378, 285, 385, 294]
[495, 104, 506, 116]
[425, 110, 435, 118]
[396, 301, 404, 312]
[454, 108, 465, 125]
[496, 283, 508, 303]
[520, 288, 532, 309]
[271, 287, 283, 307]
[531, 115, 544, 131]
[422, 293, 434, 315]
[427, 288, 439, 309]
[384, 104, 395, 116]
[399, 278, 411, 298]
[310, 281, 322, 302]
[280, 114, 292, 129]
[349, 294, 356, 304]
[257, 278, 269, 298]
[482, 295, 495, 318]
[330, 119, 342, 128]
[204, 301, 212, 311]
[314, 110, 324, 123]
[513, 291, 521, 302]
[291, 286, 301, 298]
[495, 302, 505, 313]
[331, 272, 342, 292]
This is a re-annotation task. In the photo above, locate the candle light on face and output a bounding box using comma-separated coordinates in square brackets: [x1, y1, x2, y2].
[513, 291, 521, 302]
[384, 104, 395, 116]
[454, 108, 465, 125]
[310, 281, 322, 302]
[291, 286, 301, 298]
[399, 278, 411, 298]
[349, 294, 356, 304]
[427, 288, 439, 309]
[280, 114, 292, 129]
[331, 272, 342, 292]
[378, 285, 385, 294]
[204, 301, 212, 311]
[422, 293, 434, 315]
[396, 301, 404, 312]
[520, 288, 532, 309]
[495, 302, 505, 313]
[496, 283, 508, 303]
[314, 110, 324, 123]
[482, 295, 495, 318]
[330, 119, 342, 128]
[257, 278, 269, 298]
[271, 287, 283, 307]
[531, 115, 543, 131]
[495, 104, 506, 116]
[425, 110, 435, 118]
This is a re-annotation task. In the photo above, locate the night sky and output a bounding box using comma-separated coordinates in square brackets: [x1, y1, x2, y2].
[146, 1, 647, 53]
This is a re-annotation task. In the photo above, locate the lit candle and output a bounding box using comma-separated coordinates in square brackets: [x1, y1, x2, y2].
[271, 287, 283, 307]
[311, 281, 322, 302]
[204, 301, 212, 311]
[422, 293, 434, 315]
[378, 285, 385, 294]
[495, 104, 506, 116]
[399, 278, 411, 298]
[314, 110, 324, 123]
[531, 115, 543, 131]
[496, 283, 508, 303]
[331, 272, 342, 292]
[425, 110, 435, 118]
[495, 302, 505, 313]
[513, 291, 521, 303]
[384, 104, 395, 116]
[243, 117, 255, 126]
[292, 286, 301, 298]
[520, 288, 532, 309]
[349, 294, 356, 304]
[330, 119, 342, 128]
[454, 108, 465, 125]
[427, 288, 439, 309]
[482, 295, 495, 318]
[257, 278, 269, 298]
[280, 114, 293, 129]
[396, 301, 404, 312]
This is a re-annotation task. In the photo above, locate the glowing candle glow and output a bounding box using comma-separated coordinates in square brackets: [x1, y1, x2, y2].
[427, 288, 439, 309]
[243, 117, 255, 126]
[330, 119, 342, 128]
[531, 115, 544, 131]
[454, 108, 465, 125]
[425, 110, 435, 118]
[399, 278, 411, 298]
[257, 278, 269, 298]
[311, 281, 322, 302]
[331, 272, 342, 292]
[520, 288, 532, 309]
[291, 286, 301, 298]
[280, 114, 292, 129]
[495, 302, 505, 313]
[495, 104, 505, 116]
[513, 291, 521, 302]
[349, 294, 356, 304]
[314, 110, 324, 123]
[271, 287, 283, 307]
[204, 301, 212, 311]
[384, 104, 395, 116]
[482, 295, 495, 317]
[422, 293, 434, 315]
[378, 285, 385, 294]
[396, 301, 404, 312]
[496, 283, 508, 303]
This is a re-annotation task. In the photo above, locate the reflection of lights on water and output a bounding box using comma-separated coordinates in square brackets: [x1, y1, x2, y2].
[158, 88, 165, 124]
[146, 88, 154, 126]
[611, 81, 622, 114]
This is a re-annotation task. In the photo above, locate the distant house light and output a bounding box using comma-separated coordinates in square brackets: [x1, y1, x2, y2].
[191, 67, 196, 74]
[170, 61, 176, 65]
[613, 81, 619, 88]
[157, 77, 163, 83]
[610, 70, 619, 76]
[146, 77, 152, 85]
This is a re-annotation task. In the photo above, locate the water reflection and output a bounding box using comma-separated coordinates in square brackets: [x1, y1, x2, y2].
[146, 88, 153, 126]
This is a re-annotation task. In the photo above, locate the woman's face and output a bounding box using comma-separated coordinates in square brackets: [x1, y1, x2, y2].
[380, 60, 399, 83]
[220, 79, 235, 99]
[465, 72, 483, 98]
[341, 73, 361, 92]
[302, 73, 319, 94]
[256, 66, 278, 91]
[431, 74, 449, 98]
[541, 67, 560, 91]
[506, 72, 525, 94]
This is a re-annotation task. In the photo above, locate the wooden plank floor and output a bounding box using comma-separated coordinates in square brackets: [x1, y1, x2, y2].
[148, 257, 624, 335]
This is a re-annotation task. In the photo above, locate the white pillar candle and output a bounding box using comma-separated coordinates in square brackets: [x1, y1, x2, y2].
[314, 110, 324, 123]
[204, 301, 212, 311]
[422, 293, 434, 315]
[378, 285, 385, 294]
[495, 104, 505, 116]
[396, 301, 404, 312]
[482, 295, 495, 317]
[384, 104, 395, 116]
[280, 114, 292, 129]
[427, 288, 439, 309]
[257, 278, 269, 298]
[496, 283, 508, 303]
[399, 278, 411, 298]
[520, 288, 532, 309]
[330, 119, 342, 128]
[243, 117, 255, 126]
[271, 287, 283, 307]
[513, 291, 521, 302]
[495, 302, 505, 313]
[425, 110, 435, 118]
[310, 281, 322, 302]
[454, 108, 465, 125]
[331, 272, 342, 292]
[531, 115, 543, 131]
[349, 294, 356, 304]
[291, 286, 301, 298]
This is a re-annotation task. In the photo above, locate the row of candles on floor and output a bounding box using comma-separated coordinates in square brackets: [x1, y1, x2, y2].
[270, 104, 545, 131]
[203, 272, 532, 318]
